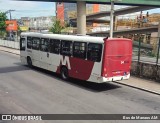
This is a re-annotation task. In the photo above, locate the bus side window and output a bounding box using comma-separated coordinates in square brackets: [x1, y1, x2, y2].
[50, 39, 60, 54]
[27, 37, 32, 49]
[40, 38, 49, 52]
[61, 40, 72, 56]
[20, 38, 26, 51]
[32, 37, 40, 50]
[87, 43, 102, 62]
[73, 42, 86, 59]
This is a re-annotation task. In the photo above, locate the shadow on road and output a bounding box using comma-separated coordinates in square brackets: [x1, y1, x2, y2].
[28, 66, 121, 92]
[0, 65, 30, 74]
[66, 78, 121, 92]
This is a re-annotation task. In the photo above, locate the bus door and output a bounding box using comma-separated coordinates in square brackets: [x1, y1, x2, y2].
[20, 36, 27, 64]
[31, 37, 41, 67]
[48, 39, 61, 72]
[40, 38, 50, 70]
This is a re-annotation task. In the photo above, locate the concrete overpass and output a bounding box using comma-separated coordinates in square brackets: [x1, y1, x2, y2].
[21, 0, 160, 6]
[20, 0, 160, 35]
[70, 6, 157, 26]
[71, 6, 156, 21]
[71, 19, 110, 26]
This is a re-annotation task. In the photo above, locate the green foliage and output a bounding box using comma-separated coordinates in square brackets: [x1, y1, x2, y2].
[0, 12, 7, 31]
[148, 51, 157, 58]
[0, 12, 7, 38]
[50, 19, 65, 34]
[0, 31, 6, 38]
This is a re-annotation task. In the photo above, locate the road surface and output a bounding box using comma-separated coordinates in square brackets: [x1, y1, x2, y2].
[0, 51, 160, 123]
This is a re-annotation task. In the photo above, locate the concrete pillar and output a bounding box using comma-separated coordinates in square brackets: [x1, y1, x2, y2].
[77, 1, 86, 35]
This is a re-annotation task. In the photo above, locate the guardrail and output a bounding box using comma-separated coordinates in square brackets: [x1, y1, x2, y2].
[0, 39, 19, 49]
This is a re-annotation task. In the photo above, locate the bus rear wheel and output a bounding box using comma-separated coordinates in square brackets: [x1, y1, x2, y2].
[27, 57, 32, 67]
[61, 67, 69, 80]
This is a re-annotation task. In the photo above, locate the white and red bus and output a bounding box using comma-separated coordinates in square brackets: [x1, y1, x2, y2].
[20, 32, 132, 83]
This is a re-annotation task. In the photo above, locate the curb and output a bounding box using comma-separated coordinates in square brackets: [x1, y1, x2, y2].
[113, 81, 160, 96]
[0, 49, 20, 55]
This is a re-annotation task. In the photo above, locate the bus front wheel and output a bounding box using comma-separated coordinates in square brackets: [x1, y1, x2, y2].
[27, 57, 32, 67]
[61, 67, 69, 80]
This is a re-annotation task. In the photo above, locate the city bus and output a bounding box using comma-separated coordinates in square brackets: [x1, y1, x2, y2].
[20, 32, 132, 83]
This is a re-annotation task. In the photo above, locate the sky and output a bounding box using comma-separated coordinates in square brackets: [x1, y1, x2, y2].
[0, 0, 160, 19]
[0, 0, 56, 19]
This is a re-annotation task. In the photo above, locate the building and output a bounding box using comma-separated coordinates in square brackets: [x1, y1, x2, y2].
[29, 16, 55, 30]
[18, 16, 55, 31]
[20, 17, 30, 27]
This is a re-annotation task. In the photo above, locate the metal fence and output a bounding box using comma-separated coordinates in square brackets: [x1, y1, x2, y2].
[132, 37, 160, 65]
[131, 37, 160, 81]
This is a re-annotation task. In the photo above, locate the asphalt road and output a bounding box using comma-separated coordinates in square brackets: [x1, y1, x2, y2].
[0, 51, 160, 123]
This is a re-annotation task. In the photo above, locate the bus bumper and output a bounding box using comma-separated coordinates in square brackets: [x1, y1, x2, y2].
[100, 74, 130, 83]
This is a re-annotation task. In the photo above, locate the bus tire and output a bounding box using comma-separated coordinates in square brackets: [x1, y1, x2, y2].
[61, 67, 69, 80]
[27, 57, 32, 67]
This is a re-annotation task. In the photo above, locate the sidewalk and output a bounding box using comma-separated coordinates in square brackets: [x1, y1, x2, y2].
[0, 46, 160, 95]
[114, 77, 160, 95]
[0, 46, 20, 55]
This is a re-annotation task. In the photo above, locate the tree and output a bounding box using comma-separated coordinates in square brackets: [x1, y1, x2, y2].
[50, 19, 65, 34]
[0, 12, 7, 38]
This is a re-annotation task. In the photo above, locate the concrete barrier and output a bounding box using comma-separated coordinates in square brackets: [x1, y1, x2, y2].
[0, 39, 19, 49]
[131, 61, 160, 81]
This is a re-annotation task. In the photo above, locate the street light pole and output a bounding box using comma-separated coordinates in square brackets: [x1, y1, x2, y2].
[5, 10, 15, 20]
[9, 11, 12, 20]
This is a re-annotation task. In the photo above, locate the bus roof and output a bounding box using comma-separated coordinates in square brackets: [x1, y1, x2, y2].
[21, 32, 105, 44]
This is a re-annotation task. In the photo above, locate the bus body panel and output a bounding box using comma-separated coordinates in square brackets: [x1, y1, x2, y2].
[87, 62, 102, 83]
[32, 50, 41, 67]
[102, 38, 132, 81]
[69, 57, 95, 80]
[48, 53, 61, 72]
[40, 51, 49, 69]
[56, 57, 95, 80]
